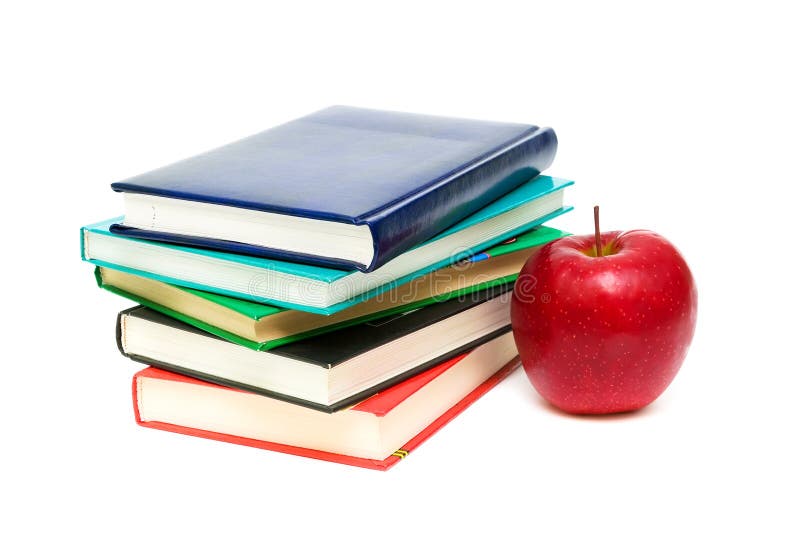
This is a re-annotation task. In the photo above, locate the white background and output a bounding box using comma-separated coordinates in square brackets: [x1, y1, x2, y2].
[2, 1, 798, 546]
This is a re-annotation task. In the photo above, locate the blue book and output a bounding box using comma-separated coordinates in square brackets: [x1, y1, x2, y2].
[84, 175, 573, 315]
[109, 106, 557, 272]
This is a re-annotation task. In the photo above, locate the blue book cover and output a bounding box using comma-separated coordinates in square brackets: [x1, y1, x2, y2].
[85, 176, 573, 314]
[109, 106, 557, 272]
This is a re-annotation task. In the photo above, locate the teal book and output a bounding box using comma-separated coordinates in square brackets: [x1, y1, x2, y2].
[82, 175, 573, 314]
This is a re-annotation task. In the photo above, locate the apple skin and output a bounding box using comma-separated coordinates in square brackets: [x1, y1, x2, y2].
[510, 230, 697, 414]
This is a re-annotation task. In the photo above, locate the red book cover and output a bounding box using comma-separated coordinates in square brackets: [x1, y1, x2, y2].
[133, 353, 520, 471]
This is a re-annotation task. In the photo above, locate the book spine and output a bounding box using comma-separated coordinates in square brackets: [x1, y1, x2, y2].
[362, 127, 557, 271]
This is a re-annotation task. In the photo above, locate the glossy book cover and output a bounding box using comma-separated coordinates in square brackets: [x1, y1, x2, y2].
[110, 106, 558, 271]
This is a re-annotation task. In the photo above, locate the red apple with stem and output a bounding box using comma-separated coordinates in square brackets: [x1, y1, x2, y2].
[511, 207, 697, 414]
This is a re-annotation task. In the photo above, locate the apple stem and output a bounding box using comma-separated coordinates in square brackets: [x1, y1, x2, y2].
[594, 205, 602, 257]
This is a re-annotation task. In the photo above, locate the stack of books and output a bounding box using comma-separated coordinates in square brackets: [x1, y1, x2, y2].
[80, 106, 573, 470]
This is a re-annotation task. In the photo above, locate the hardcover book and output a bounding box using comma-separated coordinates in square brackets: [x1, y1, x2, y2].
[82, 175, 572, 314]
[117, 283, 513, 412]
[97, 225, 567, 350]
[110, 106, 557, 272]
[133, 333, 520, 470]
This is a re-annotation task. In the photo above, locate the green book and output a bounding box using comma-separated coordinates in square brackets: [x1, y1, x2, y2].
[97, 225, 567, 350]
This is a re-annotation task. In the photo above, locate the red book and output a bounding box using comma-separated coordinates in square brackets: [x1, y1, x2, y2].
[133, 333, 519, 470]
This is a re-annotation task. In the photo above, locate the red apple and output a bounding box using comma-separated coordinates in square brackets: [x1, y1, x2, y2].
[510, 215, 697, 414]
